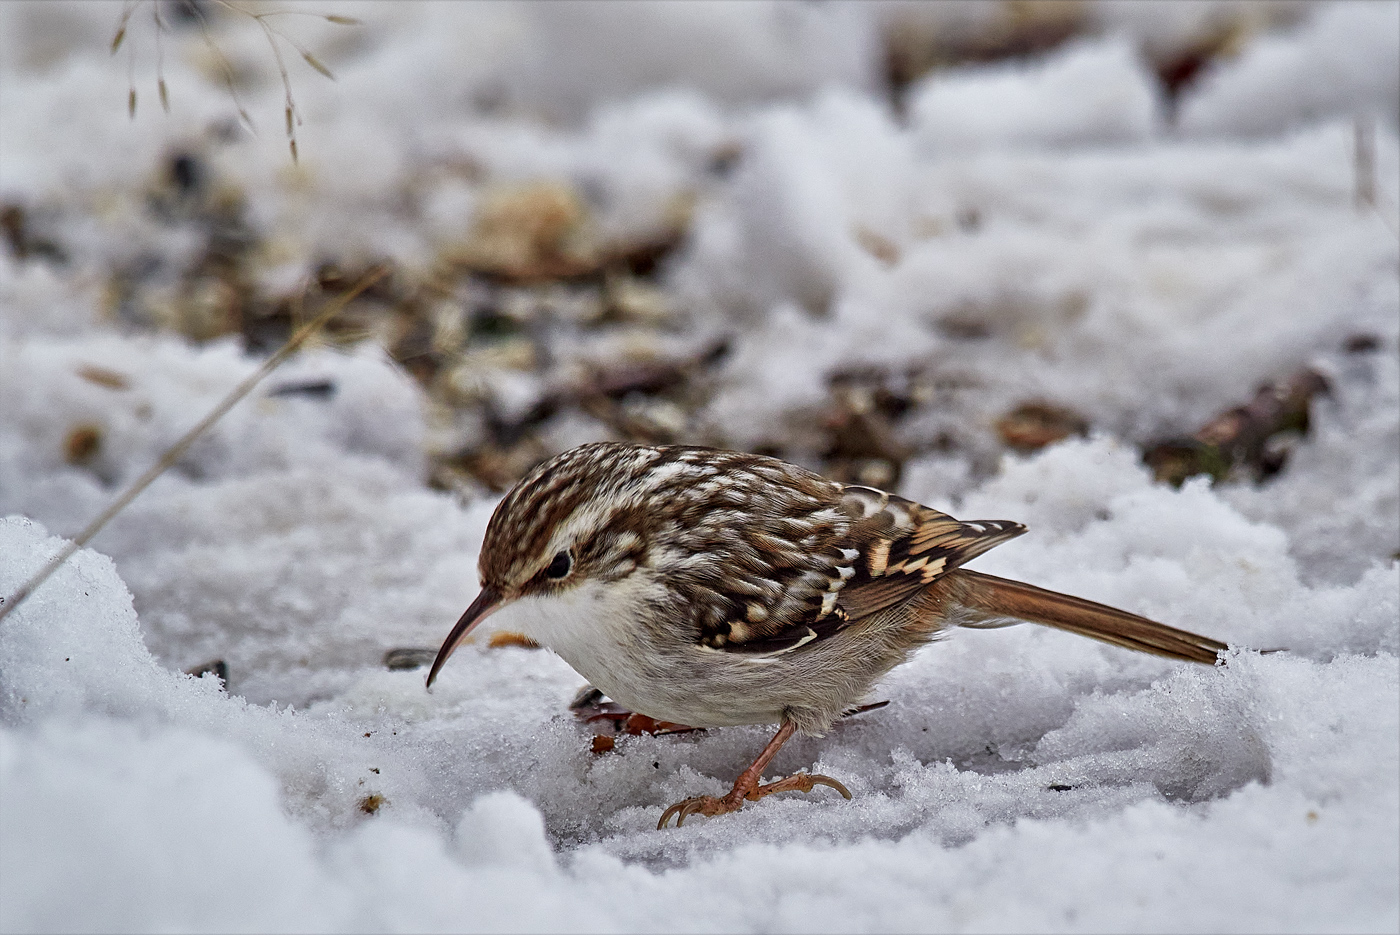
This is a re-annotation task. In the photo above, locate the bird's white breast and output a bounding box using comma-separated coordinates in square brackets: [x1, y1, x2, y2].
[490, 575, 795, 728]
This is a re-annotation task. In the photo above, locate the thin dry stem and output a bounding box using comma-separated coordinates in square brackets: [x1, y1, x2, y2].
[248, 10, 300, 159]
[111, 2, 136, 54]
[1351, 117, 1399, 242]
[0, 266, 390, 627]
[1355, 118, 1376, 210]
[263, 19, 337, 80]
[181, 0, 257, 133]
[111, 0, 355, 158]
[124, 1, 138, 119]
[299, 49, 335, 80]
[152, 2, 170, 113]
[218, 5, 362, 24]
[213, 0, 353, 162]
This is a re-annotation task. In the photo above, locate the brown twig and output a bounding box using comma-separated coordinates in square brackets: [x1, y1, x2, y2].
[0, 265, 389, 626]
[1143, 367, 1330, 487]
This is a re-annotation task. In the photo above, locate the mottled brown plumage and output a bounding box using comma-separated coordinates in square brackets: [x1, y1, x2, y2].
[427, 442, 1229, 828]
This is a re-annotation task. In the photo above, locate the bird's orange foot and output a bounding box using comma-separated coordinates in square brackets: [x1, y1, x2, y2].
[657, 772, 852, 829]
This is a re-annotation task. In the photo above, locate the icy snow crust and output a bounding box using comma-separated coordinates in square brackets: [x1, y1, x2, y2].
[2, 2, 1398, 932]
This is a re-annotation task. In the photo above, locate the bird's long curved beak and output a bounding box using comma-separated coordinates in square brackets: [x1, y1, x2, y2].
[425, 586, 503, 689]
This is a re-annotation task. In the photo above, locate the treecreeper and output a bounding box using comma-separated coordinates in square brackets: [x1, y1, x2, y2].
[426, 442, 1229, 829]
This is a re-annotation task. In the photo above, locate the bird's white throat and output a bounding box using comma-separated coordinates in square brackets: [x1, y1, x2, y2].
[491, 575, 665, 709]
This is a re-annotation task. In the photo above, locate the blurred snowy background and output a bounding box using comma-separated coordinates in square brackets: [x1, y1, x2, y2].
[1, 1, 1397, 931]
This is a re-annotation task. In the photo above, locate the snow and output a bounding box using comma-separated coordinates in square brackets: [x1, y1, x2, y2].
[1178, 1, 1400, 138]
[2, 1, 1398, 932]
[908, 36, 1162, 154]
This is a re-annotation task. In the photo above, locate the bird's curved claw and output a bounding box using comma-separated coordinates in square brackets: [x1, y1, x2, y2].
[801, 774, 854, 799]
[657, 772, 852, 829]
[657, 795, 730, 829]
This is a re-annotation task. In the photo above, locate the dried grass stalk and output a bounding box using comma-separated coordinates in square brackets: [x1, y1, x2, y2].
[0, 266, 390, 626]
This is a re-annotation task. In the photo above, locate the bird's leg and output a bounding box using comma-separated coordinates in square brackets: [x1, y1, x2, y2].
[657, 721, 851, 829]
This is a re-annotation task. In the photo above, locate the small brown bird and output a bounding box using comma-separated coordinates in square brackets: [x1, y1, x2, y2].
[427, 442, 1227, 828]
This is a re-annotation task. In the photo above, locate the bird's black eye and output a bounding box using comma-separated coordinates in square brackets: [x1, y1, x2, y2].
[544, 550, 572, 579]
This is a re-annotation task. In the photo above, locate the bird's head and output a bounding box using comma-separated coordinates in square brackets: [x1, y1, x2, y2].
[425, 442, 704, 687]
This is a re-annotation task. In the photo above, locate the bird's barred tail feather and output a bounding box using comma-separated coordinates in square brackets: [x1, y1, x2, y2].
[946, 569, 1228, 664]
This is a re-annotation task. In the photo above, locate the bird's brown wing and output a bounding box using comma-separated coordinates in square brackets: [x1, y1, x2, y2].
[831, 487, 1026, 623]
[709, 485, 1024, 656]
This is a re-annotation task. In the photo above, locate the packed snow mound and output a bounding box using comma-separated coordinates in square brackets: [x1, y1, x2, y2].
[908, 36, 1162, 154]
[1179, 1, 1400, 138]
